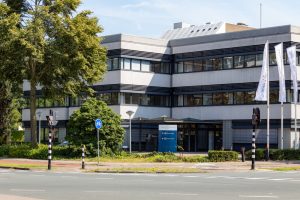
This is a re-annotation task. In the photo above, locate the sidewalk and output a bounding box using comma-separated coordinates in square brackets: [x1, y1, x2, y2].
[1, 158, 300, 173]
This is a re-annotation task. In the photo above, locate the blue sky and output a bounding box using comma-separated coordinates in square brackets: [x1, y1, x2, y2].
[79, 0, 300, 38]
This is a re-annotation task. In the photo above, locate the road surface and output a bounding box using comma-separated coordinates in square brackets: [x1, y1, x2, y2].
[0, 169, 300, 200]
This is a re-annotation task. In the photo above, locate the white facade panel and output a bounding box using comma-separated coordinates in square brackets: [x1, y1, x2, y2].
[172, 104, 292, 121]
[22, 108, 70, 121]
[120, 105, 171, 119]
[102, 42, 121, 50]
[173, 66, 291, 87]
[93, 70, 121, 85]
[120, 71, 171, 87]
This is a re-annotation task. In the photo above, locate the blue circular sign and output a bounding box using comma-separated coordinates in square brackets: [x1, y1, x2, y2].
[95, 119, 102, 129]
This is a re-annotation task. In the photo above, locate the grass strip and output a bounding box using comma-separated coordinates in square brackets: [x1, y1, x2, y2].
[271, 166, 300, 171]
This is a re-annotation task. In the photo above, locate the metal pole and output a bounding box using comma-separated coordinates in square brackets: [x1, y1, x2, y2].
[251, 125, 256, 170]
[82, 145, 85, 169]
[260, 3, 262, 28]
[97, 128, 99, 166]
[48, 129, 52, 170]
[280, 103, 283, 150]
[266, 42, 270, 161]
[38, 114, 41, 144]
[129, 117, 132, 153]
[295, 103, 297, 149]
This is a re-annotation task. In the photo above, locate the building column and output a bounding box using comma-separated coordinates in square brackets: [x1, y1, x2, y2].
[222, 120, 233, 150]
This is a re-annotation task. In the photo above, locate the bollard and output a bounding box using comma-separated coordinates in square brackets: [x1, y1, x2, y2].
[251, 126, 256, 170]
[241, 147, 245, 162]
[82, 145, 85, 169]
[48, 132, 52, 170]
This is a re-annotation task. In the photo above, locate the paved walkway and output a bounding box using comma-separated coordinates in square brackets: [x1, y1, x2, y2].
[1, 158, 300, 172]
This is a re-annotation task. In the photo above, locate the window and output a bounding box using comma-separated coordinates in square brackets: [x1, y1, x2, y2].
[70, 97, 79, 107]
[176, 62, 184, 73]
[111, 93, 119, 104]
[223, 57, 233, 69]
[193, 94, 202, 105]
[234, 92, 244, 104]
[256, 54, 263, 66]
[194, 60, 203, 72]
[174, 95, 183, 106]
[234, 56, 244, 68]
[204, 59, 213, 71]
[184, 61, 193, 72]
[244, 91, 255, 104]
[212, 58, 222, 70]
[269, 52, 277, 65]
[184, 95, 194, 106]
[270, 90, 279, 103]
[203, 93, 212, 105]
[161, 63, 170, 74]
[245, 55, 256, 67]
[125, 93, 131, 104]
[141, 95, 150, 106]
[112, 58, 120, 70]
[131, 59, 141, 71]
[141, 60, 150, 72]
[37, 98, 45, 108]
[151, 62, 160, 73]
[132, 94, 141, 104]
[107, 59, 112, 70]
[213, 93, 224, 105]
[123, 58, 131, 70]
[223, 93, 233, 104]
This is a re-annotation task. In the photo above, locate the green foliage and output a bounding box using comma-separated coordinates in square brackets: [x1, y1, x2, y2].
[208, 150, 239, 162]
[0, 145, 10, 157]
[245, 149, 300, 160]
[0, 1, 107, 145]
[67, 98, 125, 154]
[11, 130, 24, 143]
[8, 144, 31, 158]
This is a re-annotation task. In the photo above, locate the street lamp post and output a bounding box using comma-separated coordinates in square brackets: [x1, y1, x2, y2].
[126, 110, 134, 153]
[37, 111, 42, 144]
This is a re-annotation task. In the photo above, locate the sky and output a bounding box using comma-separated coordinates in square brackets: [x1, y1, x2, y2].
[79, 0, 300, 38]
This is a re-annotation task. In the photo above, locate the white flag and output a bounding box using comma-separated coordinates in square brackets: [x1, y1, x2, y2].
[287, 46, 298, 103]
[275, 43, 286, 103]
[255, 41, 269, 101]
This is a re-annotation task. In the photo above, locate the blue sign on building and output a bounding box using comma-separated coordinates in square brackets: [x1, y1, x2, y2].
[158, 125, 177, 152]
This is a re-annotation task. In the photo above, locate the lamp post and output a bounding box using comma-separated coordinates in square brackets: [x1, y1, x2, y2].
[126, 110, 134, 153]
[37, 111, 42, 144]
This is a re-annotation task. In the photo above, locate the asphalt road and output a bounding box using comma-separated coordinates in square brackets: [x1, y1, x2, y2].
[1, 169, 300, 200]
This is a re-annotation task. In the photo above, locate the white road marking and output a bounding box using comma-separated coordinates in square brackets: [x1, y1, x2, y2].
[164, 174, 178, 177]
[267, 178, 292, 181]
[95, 177, 114, 180]
[239, 195, 278, 198]
[60, 176, 77, 178]
[183, 175, 199, 178]
[83, 190, 118, 193]
[160, 192, 199, 196]
[244, 177, 270, 180]
[10, 189, 45, 192]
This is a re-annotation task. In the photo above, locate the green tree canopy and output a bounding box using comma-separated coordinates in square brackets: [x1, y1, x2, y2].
[67, 98, 125, 154]
[1, 1, 107, 146]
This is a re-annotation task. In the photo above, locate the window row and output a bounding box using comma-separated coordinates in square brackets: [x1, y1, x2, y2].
[174, 52, 300, 73]
[173, 89, 294, 106]
[107, 58, 170, 74]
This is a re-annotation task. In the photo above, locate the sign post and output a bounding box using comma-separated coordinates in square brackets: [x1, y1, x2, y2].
[95, 119, 102, 166]
[158, 125, 177, 152]
[251, 108, 260, 170]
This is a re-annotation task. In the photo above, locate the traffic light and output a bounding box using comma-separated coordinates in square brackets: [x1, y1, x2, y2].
[252, 107, 260, 127]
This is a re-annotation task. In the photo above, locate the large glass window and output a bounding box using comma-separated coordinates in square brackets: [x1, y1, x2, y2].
[174, 95, 183, 106]
[234, 92, 244, 104]
[176, 62, 184, 73]
[111, 93, 119, 104]
[234, 56, 244, 68]
[203, 93, 212, 105]
[212, 58, 222, 70]
[161, 63, 170, 74]
[37, 98, 45, 108]
[270, 90, 279, 103]
[269, 52, 277, 65]
[141, 60, 150, 72]
[70, 97, 79, 107]
[204, 59, 213, 71]
[124, 93, 131, 104]
[141, 95, 150, 106]
[256, 54, 263, 66]
[45, 99, 53, 107]
[184, 61, 193, 72]
[194, 60, 203, 72]
[245, 55, 256, 67]
[131, 59, 141, 71]
[112, 58, 120, 70]
[123, 58, 131, 70]
[107, 59, 112, 71]
[223, 57, 233, 69]
[132, 94, 141, 104]
[244, 91, 255, 104]
[223, 93, 233, 104]
[184, 95, 194, 106]
[213, 93, 224, 105]
[151, 62, 160, 73]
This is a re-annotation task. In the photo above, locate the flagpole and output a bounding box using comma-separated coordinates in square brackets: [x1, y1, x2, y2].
[266, 43, 270, 160]
[281, 102, 283, 150]
[295, 102, 297, 149]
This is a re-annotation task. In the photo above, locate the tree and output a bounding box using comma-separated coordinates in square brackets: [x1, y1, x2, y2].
[67, 98, 125, 154]
[0, 4, 23, 145]
[1, 1, 107, 146]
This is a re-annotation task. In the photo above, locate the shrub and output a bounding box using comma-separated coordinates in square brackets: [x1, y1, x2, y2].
[182, 156, 209, 162]
[8, 145, 31, 158]
[208, 150, 239, 162]
[0, 145, 10, 157]
[27, 145, 48, 159]
[245, 148, 266, 161]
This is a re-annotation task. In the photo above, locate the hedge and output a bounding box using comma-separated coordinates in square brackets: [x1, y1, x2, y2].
[245, 149, 300, 160]
[208, 150, 239, 162]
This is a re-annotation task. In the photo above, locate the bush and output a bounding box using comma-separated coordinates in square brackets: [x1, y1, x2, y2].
[8, 145, 31, 158]
[245, 148, 266, 161]
[0, 145, 10, 157]
[27, 144, 48, 159]
[182, 156, 209, 162]
[208, 150, 239, 162]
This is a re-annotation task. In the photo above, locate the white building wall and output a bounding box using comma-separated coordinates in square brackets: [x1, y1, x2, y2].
[120, 105, 171, 120]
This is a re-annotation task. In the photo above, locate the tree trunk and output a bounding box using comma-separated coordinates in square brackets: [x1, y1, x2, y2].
[30, 64, 37, 147]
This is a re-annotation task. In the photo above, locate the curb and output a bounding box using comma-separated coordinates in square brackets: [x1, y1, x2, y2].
[0, 166, 30, 170]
